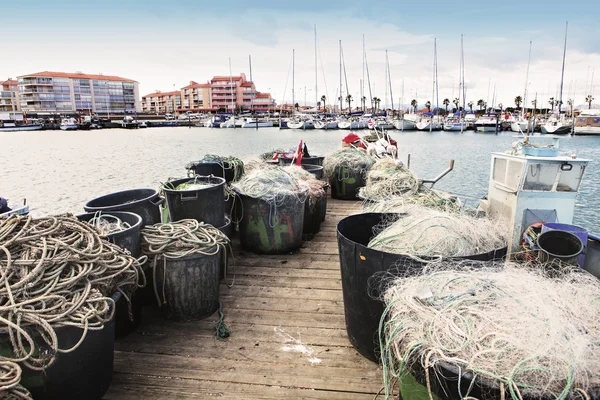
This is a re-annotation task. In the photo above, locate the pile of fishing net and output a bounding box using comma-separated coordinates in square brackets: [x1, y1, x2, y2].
[186, 154, 244, 181]
[232, 165, 308, 205]
[323, 148, 376, 181]
[260, 149, 285, 161]
[358, 158, 419, 201]
[367, 205, 508, 258]
[165, 176, 220, 191]
[363, 189, 461, 213]
[86, 211, 132, 235]
[377, 259, 600, 400]
[0, 214, 145, 374]
[283, 165, 325, 210]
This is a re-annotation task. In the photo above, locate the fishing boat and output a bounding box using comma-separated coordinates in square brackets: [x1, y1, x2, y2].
[574, 109, 600, 136]
[0, 121, 43, 132]
[474, 114, 498, 132]
[241, 117, 273, 128]
[0, 199, 29, 218]
[121, 116, 139, 129]
[60, 117, 78, 131]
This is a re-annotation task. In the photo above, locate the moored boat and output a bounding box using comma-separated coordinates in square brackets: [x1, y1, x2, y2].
[474, 114, 499, 132]
[241, 117, 274, 128]
[60, 117, 78, 131]
[574, 109, 600, 136]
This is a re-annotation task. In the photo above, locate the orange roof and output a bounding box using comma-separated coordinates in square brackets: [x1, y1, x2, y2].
[143, 90, 181, 98]
[211, 76, 243, 82]
[240, 82, 254, 87]
[18, 71, 137, 82]
[182, 82, 211, 89]
[0, 79, 17, 86]
[256, 93, 271, 99]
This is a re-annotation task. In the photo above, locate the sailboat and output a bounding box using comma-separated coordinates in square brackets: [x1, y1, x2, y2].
[444, 35, 468, 131]
[511, 41, 536, 133]
[541, 22, 572, 135]
[417, 38, 442, 131]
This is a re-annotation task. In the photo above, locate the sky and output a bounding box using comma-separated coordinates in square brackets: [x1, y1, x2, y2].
[2, 0, 599, 110]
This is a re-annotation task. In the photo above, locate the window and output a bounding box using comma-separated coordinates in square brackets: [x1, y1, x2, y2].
[556, 163, 585, 192]
[523, 163, 559, 191]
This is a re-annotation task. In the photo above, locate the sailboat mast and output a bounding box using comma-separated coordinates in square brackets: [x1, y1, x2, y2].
[314, 25, 318, 108]
[292, 49, 295, 116]
[362, 34, 365, 111]
[364, 42, 373, 112]
[434, 38, 439, 114]
[385, 50, 388, 112]
[523, 41, 532, 116]
[387, 50, 394, 112]
[339, 40, 343, 113]
[558, 21, 568, 113]
[431, 39, 436, 115]
[461, 35, 466, 112]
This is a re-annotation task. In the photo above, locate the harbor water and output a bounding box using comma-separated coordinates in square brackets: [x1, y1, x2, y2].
[1, 127, 598, 233]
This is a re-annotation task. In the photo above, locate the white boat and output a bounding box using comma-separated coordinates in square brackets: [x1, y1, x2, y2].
[574, 109, 600, 136]
[287, 117, 315, 130]
[475, 114, 499, 132]
[314, 119, 338, 130]
[393, 114, 418, 130]
[416, 115, 442, 131]
[443, 116, 467, 131]
[60, 118, 78, 131]
[464, 113, 477, 129]
[241, 117, 273, 128]
[0, 122, 43, 132]
[220, 117, 244, 128]
[540, 114, 571, 135]
[138, 121, 148, 128]
[338, 117, 368, 130]
[121, 116, 139, 129]
[510, 117, 536, 133]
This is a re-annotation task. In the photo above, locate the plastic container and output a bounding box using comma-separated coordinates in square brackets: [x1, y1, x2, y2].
[278, 156, 325, 166]
[337, 213, 508, 362]
[302, 164, 324, 179]
[163, 176, 225, 227]
[522, 146, 559, 157]
[187, 161, 240, 183]
[217, 216, 232, 280]
[537, 230, 583, 265]
[321, 184, 329, 222]
[76, 211, 144, 337]
[237, 193, 305, 254]
[330, 166, 366, 200]
[7, 292, 120, 400]
[84, 189, 164, 227]
[154, 250, 221, 321]
[541, 223, 588, 265]
[303, 198, 322, 236]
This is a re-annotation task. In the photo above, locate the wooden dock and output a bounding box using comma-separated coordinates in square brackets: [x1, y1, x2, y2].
[104, 198, 384, 399]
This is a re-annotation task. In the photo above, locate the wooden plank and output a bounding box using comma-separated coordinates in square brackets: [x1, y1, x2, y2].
[219, 284, 343, 302]
[225, 275, 341, 290]
[221, 295, 344, 315]
[230, 266, 341, 279]
[111, 352, 382, 394]
[232, 258, 340, 270]
[105, 372, 379, 400]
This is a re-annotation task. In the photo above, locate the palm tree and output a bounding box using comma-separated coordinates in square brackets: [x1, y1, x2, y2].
[477, 99, 485, 111]
[346, 94, 353, 111]
[585, 95, 594, 109]
[361, 96, 366, 111]
[498, 103, 503, 112]
[467, 101, 473, 112]
[453, 97, 459, 111]
[514, 95, 523, 110]
[320, 95, 326, 111]
[372, 97, 380, 111]
[410, 99, 418, 112]
[337, 96, 342, 111]
[443, 98, 450, 114]
[294, 103, 299, 111]
[425, 101, 431, 112]
[316, 101, 321, 110]
[548, 97, 555, 110]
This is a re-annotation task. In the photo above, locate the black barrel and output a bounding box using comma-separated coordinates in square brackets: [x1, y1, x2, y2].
[76, 211, 144, 337]
[163, 176, 226, 227]
[303, 198, 322, 236]
[154, 250, 221, 321]
[237, 193, 304, 254]
[302, 164, 324, 179]
[537, 230, 583, 265]
[6, 292, 120, 400]
[187, 161, 238, 183]
[84, 189, 164, 227]
[218, 216, 232, 280]
[330, 166, 366, 200]
[337, 213, 507, 362]
[321, 183, 329, 222]
[278, 156, 325, 166]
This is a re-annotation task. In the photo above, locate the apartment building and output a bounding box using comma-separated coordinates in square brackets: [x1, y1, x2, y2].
[0, 79, 19, 112]
[141, 91, 182, 114]
[180, 81, 212, 111]
[210, 73, 275, 111]
[16, 71, 140, 114]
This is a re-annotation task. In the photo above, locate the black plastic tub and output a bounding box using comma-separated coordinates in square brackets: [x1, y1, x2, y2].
[302, 164, 324, 179]
[154, 250, 221, 321]
[330, 166, 366, 200]
[2, 292, 120, 400]
[218, 216, 232, 280]
[163, 176, 226, 227]
[278, 156, 325, 166]
[187, 161, 239, 183]
[321, 184, 329, 222]
[537, 230, 583, 265]
[337, 212, 507, 362]
[76, 211, 144, 337]
[237, 193, 304, 254]
[303, 198, 322, 236]
[84, 188, 164, 227]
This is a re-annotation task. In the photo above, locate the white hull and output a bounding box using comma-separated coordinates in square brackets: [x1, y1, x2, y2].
[443, 123, 467, 131]
[241, 121, 273, 128]
[393, 119, 417, 130]
[476, 125, 497, 132]
[0, 124, 43, 132]
[314, 121, 338, 129]
[60, 124, 78, 131]
[288, 121, 315, 130]
[541, 123, 571, 135]
[574, 126, 600, 136]
[376, 122, 395, 130]
[416, 121, 442, 131]
[510, 120, 536, 133]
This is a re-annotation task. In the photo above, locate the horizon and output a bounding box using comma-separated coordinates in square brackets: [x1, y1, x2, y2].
[2, 0, 598, 110]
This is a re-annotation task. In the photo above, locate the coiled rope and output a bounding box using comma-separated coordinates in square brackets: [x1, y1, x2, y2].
[0, 214, 145, 382]
[140, 220, 233, 338]
[0, 361, 32, 399]
[186, 154, 245, 182]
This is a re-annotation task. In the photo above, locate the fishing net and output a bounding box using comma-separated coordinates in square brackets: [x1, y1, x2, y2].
[0, 214, 145, 373]
[260, 149, 285, 161]
[86, 212, 132, 235]
[164, 176, 220, 191]
[376, 259, 600, 400]
[232, 165, 308, 206]
[323, 148, 376, 181]
[363, 190, 461, 214]
[283, 165, 325, 210]
[367, 205, 508, 258]
[358, 158, 419, 201]
[186, 154, 244, 181]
